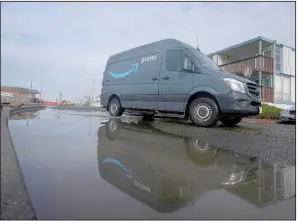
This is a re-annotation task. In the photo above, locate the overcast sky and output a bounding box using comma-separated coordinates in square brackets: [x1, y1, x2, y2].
[1, 2, 295, 100]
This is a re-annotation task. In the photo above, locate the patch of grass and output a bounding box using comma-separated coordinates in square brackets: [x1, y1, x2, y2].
[257, 104, 282, 120]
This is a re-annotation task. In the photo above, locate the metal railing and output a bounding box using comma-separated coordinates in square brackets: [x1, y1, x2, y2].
[220, 56, 274, 75]
[260, 86, 274, 103]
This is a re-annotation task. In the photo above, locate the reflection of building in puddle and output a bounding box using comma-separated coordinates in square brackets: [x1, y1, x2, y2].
[54, 109, 62, 119]
[10, 111, 39, 121]
[96, 118, 295, 214]
[226, 164, 295, 208]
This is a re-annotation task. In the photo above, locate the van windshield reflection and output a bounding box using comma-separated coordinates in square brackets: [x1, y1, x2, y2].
[187, 49, 221, 71]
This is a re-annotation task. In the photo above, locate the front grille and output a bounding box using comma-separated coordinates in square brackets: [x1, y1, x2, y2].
[289, 110, 296, 115]
[246, 83, 260, 98]
[246, 169, 257, 181]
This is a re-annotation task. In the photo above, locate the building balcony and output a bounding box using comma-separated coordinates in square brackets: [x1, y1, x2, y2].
[219, 56, 274, 75]
[260, 86, 274, 103]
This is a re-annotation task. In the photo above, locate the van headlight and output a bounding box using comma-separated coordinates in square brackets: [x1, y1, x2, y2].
[222, 171, 245, 186]
[223, 78, 246, 93]
[280, 110, 287, 116]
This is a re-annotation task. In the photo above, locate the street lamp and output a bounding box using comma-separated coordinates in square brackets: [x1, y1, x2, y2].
[90, 79, 95, 107]
[59, 92, 63, 105]
[40, 88, 42, 101]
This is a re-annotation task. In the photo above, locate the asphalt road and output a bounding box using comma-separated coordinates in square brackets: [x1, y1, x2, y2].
[7, 108, 295, 219]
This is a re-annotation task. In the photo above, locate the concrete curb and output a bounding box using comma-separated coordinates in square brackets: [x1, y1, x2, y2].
[243, 118, 277, 124]
[0, 106, 44, 220]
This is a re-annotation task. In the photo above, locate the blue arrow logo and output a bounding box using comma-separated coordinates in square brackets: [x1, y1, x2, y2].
[108, 63, 139, 78]
[101, 157, 132, 179]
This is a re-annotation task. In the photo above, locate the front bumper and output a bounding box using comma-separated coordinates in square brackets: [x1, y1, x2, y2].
[215, 91, 261, 117]
[280, 113, 296, 122]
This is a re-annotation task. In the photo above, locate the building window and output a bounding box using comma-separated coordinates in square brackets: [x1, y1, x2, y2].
[263, 49, 272, 58]
[275, 45, 282, 74]
[275, 54, 281, 63]
[276, 63, 281, 73]
[212, 55, 218, 64]
[275, 46, 281, 54]
[251, 77, 272, 87]
[275, 75, 291, 102]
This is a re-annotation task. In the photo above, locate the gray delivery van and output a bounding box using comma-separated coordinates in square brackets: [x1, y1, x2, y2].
[100, 39, 261, 127]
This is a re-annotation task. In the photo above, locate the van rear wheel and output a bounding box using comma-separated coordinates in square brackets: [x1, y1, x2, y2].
[108, 98, 124, 117]
[220, 116, 242, 127]
[188, 97, 219, 127]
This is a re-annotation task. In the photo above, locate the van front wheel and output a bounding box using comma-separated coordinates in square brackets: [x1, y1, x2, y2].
[188, 97, 219, 127]
[220, 116, 242, 127]
[108, 98, 124, 117]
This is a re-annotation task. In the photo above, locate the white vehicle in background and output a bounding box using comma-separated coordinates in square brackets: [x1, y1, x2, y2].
[280, 106, 296, 123]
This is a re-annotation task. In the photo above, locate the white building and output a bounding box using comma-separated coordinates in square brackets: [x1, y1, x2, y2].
[91, 95, 101, 107]
[208, 36, 295, 108]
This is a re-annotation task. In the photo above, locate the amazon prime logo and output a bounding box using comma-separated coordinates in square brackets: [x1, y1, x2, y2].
[141, 55, 157, 64]
[101, 158, 132, 179]
[108, 63, 139, 79]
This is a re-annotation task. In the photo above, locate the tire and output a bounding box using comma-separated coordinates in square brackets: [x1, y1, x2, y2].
[188, 97, 219, 127]
[106, 119, 121, 141]
[108, 97, 124, 117]
[185, 138, 219, 166]
[220, 116, 242, 127]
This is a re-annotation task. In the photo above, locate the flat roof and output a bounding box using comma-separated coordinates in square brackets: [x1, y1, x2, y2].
[1, 86, 40, 94]
[109, 38, 195, 63]
[208, 36, 295, 57]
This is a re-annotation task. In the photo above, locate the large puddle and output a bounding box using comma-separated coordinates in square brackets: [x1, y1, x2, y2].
[8, 108, 295, 219]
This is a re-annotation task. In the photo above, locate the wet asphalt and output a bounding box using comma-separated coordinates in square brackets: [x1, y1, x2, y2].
[8, 108, 295, 219]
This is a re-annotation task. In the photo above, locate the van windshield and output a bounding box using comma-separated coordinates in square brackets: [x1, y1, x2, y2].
[187, 49, 221, 71]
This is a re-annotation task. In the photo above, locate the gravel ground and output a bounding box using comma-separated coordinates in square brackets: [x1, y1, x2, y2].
[51, 106, 295, 166]
[151, 119, 295, 166]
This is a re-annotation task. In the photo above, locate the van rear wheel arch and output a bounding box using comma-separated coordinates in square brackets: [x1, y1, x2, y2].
[185, 91, 221, 119]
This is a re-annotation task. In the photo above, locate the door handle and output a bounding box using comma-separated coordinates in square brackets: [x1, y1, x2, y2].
[162, 76, 170, 80]
[152, 77, 158, 81]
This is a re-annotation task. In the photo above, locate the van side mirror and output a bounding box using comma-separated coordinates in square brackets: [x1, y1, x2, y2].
[183, 57, 193, 72]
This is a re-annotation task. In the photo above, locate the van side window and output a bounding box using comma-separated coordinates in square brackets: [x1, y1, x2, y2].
[166, 50, 182, 72]
[166, 50, 196, 72]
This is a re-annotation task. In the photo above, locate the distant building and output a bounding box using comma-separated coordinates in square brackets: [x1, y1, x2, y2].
[1, 86, 40, 103]
[91, 95, 101, 107]
[208, 36, 295, 108]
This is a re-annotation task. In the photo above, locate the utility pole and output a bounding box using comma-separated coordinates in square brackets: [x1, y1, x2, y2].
[258, 40, 262, 100]
[59, 92, 62, 105]
[90, 79, 95, 107]
[29, 82, 32, 100]
[40, 88, 42, 100]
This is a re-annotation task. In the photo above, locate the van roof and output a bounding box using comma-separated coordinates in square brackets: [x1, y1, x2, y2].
[109, 39, 195, 63]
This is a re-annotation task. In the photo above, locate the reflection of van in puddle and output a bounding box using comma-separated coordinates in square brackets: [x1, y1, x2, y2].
[97, 118, 270, 212]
